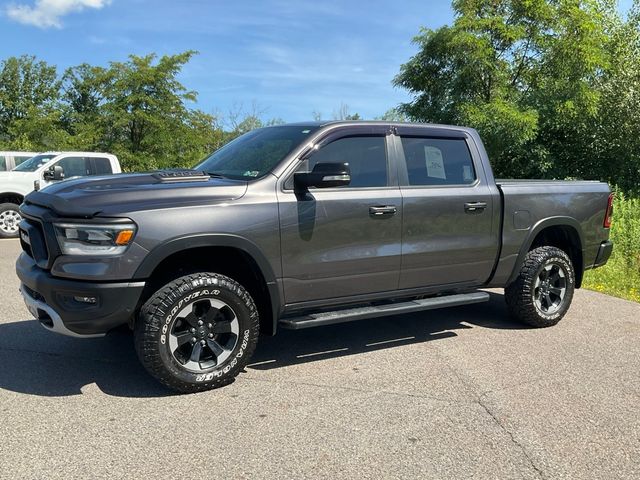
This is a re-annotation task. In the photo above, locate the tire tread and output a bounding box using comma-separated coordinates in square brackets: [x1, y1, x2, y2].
[134, 272, 259, 393]
[0, 202, 22, 239]
[504, 246, 575, 328]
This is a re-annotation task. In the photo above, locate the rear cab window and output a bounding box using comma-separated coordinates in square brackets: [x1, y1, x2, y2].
[399, 137, 476, 186]
[91, 157, 113, 175]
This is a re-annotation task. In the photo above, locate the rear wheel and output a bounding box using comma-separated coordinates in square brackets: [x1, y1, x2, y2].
[135, 273, 259, 393]
[0, 203, 22, 239]
[505, 246, 575, 327]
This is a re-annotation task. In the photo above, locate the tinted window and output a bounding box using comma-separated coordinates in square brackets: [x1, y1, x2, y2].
[305, 136, 388, 188]
[400, 137, 476, 186]
[0, 156, 6, 171]
[57, 157, 90, 178]
[92, 157, 113, 175]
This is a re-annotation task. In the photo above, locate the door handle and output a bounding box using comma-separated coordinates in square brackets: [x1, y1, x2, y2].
[464, 202, 487, 213]
[369, 205, 397, 216]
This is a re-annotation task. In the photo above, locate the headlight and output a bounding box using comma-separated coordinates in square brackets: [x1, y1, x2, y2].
[54, 223, 137, 256]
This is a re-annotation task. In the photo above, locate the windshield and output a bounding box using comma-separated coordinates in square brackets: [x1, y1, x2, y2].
[13, 154, 56, 172]
[195, 126, 318, 180]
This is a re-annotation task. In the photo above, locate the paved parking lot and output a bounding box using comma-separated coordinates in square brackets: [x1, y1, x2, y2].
[0, 238, 639, 479]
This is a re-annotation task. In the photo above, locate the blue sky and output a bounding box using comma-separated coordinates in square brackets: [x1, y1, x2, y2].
[0, 0, 455, 122]
[0, 0, 635, 123]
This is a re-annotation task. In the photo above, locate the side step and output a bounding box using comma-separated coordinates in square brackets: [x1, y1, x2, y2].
[279, 291, 490, 330]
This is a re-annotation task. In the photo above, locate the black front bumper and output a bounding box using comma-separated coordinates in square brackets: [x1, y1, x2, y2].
[593, 240, 614, 268]
[16, 253, 145, 336]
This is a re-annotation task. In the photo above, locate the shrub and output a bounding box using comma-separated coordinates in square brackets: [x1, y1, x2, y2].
[583, 195, 640, 302]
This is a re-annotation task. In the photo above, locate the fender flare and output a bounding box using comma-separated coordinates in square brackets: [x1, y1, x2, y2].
[135, 233, 282, 334]
[507, 216, 584, 286]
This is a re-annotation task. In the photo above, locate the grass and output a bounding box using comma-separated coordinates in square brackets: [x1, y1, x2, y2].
[582, 195, 640, 303]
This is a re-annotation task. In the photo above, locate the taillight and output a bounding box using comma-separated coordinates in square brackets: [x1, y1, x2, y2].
[603, 193, 614, 228]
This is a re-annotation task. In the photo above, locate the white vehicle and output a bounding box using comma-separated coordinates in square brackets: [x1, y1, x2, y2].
[0, 151, 38, 171]
[0, 152, 120, 238]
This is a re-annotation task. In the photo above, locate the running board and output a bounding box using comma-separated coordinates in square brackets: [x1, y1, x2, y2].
[279, 291, 490, 330]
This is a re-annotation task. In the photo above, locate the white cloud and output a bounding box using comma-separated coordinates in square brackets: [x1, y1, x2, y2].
[6, 0, 111, 28]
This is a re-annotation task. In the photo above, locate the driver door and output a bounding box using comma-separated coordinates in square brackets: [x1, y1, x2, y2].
[277, 127, 402, 306]
[41, 156, 92, 188]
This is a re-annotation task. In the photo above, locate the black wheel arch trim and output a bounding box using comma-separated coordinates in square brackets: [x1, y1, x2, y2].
[507, 216, 584, 287]
[134, 233, 282, 335]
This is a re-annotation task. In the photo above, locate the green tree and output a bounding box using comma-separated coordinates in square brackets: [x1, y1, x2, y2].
[585, 1, 640, 193]
[332, 102, 360, 120]
[0, 51, 263, 170]
[0, 55, 67, 149]
[59, 63, 110, 150]
[394, 0, 621, 183]
[375, 107, 408, 122]
[61, 64, 107, 119]
[95, 51, 218, 171]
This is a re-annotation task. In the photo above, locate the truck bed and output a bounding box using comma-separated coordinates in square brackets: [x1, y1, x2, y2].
[489, 179, 611, 287]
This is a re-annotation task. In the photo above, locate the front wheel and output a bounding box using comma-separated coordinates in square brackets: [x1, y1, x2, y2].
[135, 273, 259, 393]
[505, 246, 575, 328]
[0, 202, 22, 239]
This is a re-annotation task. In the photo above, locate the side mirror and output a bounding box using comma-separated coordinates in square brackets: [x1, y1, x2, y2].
[294, 162, 351, 190]
[43, 165, 64, 181]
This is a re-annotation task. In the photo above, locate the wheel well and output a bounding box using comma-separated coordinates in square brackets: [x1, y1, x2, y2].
[529, 225, 584, 287]
[138, 246, 274, 335]
[0, 193, 23, 205]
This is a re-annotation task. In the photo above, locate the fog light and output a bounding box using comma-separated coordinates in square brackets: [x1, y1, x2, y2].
[74, 296, 97, 304]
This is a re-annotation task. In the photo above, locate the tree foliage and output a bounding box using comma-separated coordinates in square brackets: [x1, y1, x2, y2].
[395, 0, 640, 193]
[0, 52, 278, 171]
[0, 55, 60, 133]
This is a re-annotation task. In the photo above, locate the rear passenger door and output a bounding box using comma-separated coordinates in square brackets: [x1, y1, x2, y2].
[278, 126, 402, 305]
[394, 127, 500, 290]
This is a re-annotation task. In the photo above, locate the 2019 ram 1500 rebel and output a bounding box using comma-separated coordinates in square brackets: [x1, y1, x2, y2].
[15, 122, 614, 393]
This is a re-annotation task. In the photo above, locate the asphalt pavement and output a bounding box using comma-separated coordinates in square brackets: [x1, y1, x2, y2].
[0, 238, 638, 479]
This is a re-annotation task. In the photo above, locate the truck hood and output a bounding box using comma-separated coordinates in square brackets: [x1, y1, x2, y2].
[23, 172, 248, 218]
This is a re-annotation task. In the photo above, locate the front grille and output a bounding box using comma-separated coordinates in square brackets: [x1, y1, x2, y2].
[19, 232, 33, 258]
[20, 218, 50, 268]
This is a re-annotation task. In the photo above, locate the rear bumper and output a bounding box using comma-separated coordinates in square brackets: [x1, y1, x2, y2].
[593, 240, 613, 268]
[16, 252, 145, 337]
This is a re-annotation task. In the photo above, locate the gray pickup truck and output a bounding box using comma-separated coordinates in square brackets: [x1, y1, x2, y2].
[16, 121, 614, 392]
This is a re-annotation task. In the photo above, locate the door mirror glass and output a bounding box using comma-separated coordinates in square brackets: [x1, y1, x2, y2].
[294, 162, 351, 190]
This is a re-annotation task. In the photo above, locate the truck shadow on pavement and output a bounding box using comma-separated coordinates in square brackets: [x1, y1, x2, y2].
[0, 291, 522, 398]
[248, 291, 524, 370]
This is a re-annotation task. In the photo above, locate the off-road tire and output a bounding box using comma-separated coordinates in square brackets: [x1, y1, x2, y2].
[505, 246, 575, 328]
[0, 202, 22, 239]
[135, 273, 259, 393]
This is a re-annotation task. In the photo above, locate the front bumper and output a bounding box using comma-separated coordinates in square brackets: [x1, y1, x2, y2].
[16, 252, 145, 337]
[593, 240, 614, 268]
